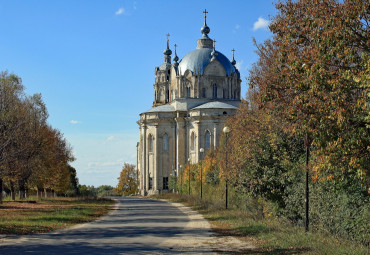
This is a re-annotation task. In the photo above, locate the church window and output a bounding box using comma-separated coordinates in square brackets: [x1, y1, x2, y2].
[149, 135, 153, 152]
[163, 177, 169, 190]
[202, 88, 206, 98]
[223, 89, 226, 99]
[149, 177, 153, 189]
[187, 87, 191, 98]
[163, 134, 169, 151]
[213, 84, 217, 98]
[166, 90, 169, 103]
[190, 132, 195, 151]
[205, 131, 211, 150]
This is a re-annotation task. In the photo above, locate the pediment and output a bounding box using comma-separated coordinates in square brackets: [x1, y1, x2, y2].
[204, 60, 226, 76]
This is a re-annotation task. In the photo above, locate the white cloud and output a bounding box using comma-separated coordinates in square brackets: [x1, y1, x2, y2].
[133, 1, 137, 10]
[107, 135, 114, 141]
[253, 17, 269, 31]
[115, 8, 125, 15]
[70, 120, 81, 124]
[235, 60, 244, 71]
[233, 24, 241, 33]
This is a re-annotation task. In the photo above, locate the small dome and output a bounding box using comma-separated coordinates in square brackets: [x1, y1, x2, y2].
[173, 55, 179, 62]
[163, 48, 172, 55]
[201, 25, 210, 35]
[231, 59, 236, 65]
[178, 48, 235, 76]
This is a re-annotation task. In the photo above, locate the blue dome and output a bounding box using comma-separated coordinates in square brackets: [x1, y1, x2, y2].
[178, 48, 235, 76]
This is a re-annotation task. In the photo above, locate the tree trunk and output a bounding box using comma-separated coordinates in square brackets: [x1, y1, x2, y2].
[46, 189, 52, 198]
[10, 181, 15, 201]
[18, 180, 26, 199]
[0, 178, 3, 204]
[37, 187, 43, 198]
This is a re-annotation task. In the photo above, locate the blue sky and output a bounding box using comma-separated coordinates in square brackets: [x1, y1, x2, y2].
[0, 1, 276, 187]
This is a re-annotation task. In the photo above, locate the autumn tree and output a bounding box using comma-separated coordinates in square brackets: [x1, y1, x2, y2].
[251, 0, 369, 189]
[0, 71, 75, 202]
[239, 0, 369, 242]
[115, 163, 138, 196]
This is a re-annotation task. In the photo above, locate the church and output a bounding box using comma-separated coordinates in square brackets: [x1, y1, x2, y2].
[137, 10, 241, 195]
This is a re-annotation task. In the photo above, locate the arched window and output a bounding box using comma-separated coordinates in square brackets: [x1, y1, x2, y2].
[205, 131, 211, 150]
[202, 88, 206, 98]
[187, 87, 191, 98]
[223, 89, 226, 99]
[213, 84, 217, 98]
[190, 132, 195, 151]
[148, 135, 153, 152]
[163, 133, 169, 151]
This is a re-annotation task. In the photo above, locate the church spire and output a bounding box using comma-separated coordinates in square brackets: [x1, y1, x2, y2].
[173, 44, 179, 67]
[200, 9, 210, 38]
[197, 9, 213, 49]
[163, 33, 172, 64]
[203, 9, 208, 26]
[231, 48, 236, 66]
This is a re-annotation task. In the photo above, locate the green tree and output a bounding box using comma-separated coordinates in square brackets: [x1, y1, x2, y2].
[96, 185, 115, 197]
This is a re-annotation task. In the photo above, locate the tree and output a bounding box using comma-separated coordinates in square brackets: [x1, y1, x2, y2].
[223, 101, 305, 208]
[0, 71, 75, 202]
[115, 163, 138, 196]
[65, 165, 80, 196]
[243, 0, 369, 238]
[250, 0, 369, 190]
[96, 185, 115, 197]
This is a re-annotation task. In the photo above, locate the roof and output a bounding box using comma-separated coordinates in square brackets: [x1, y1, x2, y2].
[158, 63, 171, 71]
[178, 48, 235, 76]
[191, 101, 238, 110]
[145, 104, 175, 113]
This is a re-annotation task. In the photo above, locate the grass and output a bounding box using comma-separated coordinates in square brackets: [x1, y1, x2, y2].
[0, 196, 115, 235]
[155, 193, 369, 255]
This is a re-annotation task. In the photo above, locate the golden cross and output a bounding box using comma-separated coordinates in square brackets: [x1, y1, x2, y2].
[203, 9, 208, 23]
[203, 9, 208, 19]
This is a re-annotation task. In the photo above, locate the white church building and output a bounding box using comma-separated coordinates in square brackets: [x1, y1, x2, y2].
[137, 11, 241, 195]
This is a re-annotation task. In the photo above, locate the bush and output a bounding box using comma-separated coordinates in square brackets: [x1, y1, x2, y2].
[283, 177, 369, 245]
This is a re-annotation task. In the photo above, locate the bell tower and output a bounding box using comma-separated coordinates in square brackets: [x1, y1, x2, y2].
[153, 34, 172, 106]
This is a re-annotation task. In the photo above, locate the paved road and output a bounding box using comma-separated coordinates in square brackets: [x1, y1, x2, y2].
[0, 197, 217, 254]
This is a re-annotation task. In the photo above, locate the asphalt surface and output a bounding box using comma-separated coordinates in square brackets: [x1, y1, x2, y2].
[0, 196, 215, 254]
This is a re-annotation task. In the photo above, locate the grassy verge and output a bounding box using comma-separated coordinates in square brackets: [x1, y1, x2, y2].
[155, 193, 369, 255]
[0, 197, 115, 235]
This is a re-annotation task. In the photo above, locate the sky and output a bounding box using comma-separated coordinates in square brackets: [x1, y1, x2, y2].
[0, 0, 277, 187]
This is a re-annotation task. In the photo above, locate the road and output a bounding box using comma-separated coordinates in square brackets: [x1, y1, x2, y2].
[0, 196, 248, 254]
